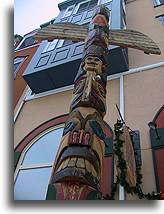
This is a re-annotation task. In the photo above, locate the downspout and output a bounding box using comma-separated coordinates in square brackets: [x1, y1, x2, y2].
[119, 75, 125, 200]
[14, 100, 25, 123]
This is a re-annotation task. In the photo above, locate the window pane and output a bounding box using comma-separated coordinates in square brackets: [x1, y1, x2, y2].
[18, 36, 36, 50]
[88, 0, 98, 9]
[14, 167, 52, 200]
[22, 128, 64, 166]
[78, 2, 89, 13]
[14, 62, 21, 72]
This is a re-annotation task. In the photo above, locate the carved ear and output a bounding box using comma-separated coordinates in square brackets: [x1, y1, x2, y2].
[102, 64, 106, 72]
[81, 61, 85, 68]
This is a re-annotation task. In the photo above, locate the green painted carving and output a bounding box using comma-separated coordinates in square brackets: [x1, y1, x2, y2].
[104, 137, 113, 156]
[86, 190, 102, 200]
[14, 151, 21, 170]
[46, 184, 56, 200]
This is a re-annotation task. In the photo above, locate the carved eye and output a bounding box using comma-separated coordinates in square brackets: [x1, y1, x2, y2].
[94, 58, 101, 62]
[95, 75, 101, 81]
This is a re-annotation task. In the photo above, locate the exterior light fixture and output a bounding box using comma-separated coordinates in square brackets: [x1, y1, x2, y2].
[148, 121, 160, 139]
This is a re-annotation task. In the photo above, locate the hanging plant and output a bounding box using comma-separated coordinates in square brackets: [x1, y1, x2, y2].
[109, 120, 160, 200]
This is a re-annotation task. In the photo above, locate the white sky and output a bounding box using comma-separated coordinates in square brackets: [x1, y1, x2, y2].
[14, 0, 64, 36]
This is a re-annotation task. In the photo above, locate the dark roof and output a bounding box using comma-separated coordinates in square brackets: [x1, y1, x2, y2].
[58, 0, 84, 10]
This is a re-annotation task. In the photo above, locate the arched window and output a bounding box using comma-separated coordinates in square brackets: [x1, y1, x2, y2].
[14, 122, 65, 200]
[149, 105, 164, 195]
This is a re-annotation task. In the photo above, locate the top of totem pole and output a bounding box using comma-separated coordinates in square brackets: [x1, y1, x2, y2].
[81, 5, 110, 66]
[92, 4, 110, 23]
[35, 4, 161, 55]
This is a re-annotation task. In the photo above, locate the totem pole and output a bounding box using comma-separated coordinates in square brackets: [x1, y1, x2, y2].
[50, 6, 109, 200]
[35, 5, 160, 200]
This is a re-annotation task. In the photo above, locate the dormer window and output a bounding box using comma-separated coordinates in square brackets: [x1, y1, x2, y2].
[98, 0, 112, 5]
[74, 0, 99, 14]
[63, 5, 75, 18]
[153, 0, 164, 6]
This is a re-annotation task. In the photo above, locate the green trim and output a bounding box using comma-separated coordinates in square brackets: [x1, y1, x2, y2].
[46, 184, 56, 200]
[14, 152, 21, 170]
[86, 190, 102, 200]
[150, 128, 164, 148]
[105, 137, 113, 155]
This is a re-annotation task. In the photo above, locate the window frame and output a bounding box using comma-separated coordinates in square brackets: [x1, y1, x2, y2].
[153, 0, 164, 6]
[156, 14, 164, 24]
[42, 39, 58, 53]
[14, 57, 26, 78]
[14, 124, 64, 181]
[14, 124, 64, 200]
[98, 0, 112, 5]
[15, 31, 37, 51]
[63, 4, 76, 18]
[73, 0, 99, 15]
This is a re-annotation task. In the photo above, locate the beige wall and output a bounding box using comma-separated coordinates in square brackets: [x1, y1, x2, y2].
[14, 90, 72, 148]
[14, 79, 120, 148]
[124, 66, 164, 193]
[125, 0, 164, 193]
[126, 0, 164, 68]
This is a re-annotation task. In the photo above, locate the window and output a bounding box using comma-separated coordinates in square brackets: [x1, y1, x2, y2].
[17, 36, 36, 50]
[42, 39, 58, 53]
[14, 57, 25, 78]
[156, 14, 164, 24]
[14, 126, 64, 200]
[154, 0, 164, 6]
[98, 0, 112, 5]
[63, 5, 75, 17]
[74, 0, 98, 14]
[54, 39, 75, 49]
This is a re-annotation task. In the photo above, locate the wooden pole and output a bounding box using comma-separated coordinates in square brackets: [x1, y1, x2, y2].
[47, 5, 110, 200]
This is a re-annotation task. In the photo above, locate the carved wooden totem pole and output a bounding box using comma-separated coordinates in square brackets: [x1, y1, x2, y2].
[35, 4, 161, 200]
[50, 6, 110, 200]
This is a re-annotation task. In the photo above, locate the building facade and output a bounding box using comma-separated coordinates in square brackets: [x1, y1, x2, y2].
[14, 30, 40, 113]
[14, 0, 164, 200]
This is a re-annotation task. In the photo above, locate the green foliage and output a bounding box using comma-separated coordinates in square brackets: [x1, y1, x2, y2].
[110, 120, 160, 200]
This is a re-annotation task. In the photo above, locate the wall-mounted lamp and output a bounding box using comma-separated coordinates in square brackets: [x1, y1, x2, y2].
[148, 121, 160, 140]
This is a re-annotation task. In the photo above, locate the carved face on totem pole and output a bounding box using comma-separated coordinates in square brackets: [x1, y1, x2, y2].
[83, 56, 103, 74]
[70, 53, 107, 117]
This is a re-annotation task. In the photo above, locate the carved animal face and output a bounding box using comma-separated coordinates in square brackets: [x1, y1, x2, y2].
[83, 56, 103, 74]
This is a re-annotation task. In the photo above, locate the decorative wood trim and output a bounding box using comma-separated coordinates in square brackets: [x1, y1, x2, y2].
[15, 114, 68, 153]
[152, 105, 164, 127]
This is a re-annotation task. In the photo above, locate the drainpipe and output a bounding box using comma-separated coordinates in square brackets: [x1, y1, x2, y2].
[119, 75, 125, 200]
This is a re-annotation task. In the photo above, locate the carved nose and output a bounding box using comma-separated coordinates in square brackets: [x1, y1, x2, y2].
[81, 72, 94, 102]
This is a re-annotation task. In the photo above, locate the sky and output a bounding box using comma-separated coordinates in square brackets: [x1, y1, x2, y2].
[14, 0, 64, 36]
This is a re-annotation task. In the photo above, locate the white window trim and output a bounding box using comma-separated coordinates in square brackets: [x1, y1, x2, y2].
[14, 124, 64, 200]
[122, 17, 127, 29]
[24, 61, 164, 101]
[56, 39, 65, 48]
[14, 57, 26, 78]
[14, 124, 64, 182]
[122, 0, 126, 14]
[154, 0, 164, 5]
[73, 0, 99, 15]
[63, 4, 76, 18]
[42, 39, 58, 53]
[15, 32, 37, 51]
[98, 0, 112, 5]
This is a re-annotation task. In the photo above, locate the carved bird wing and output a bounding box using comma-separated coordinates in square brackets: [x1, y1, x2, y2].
[35, 22, 161, 55]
